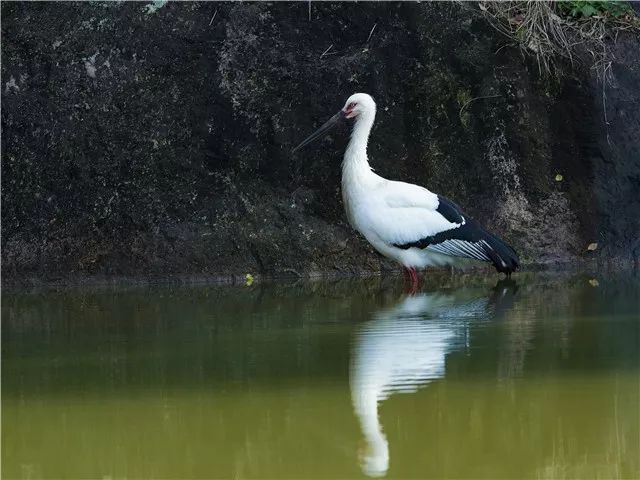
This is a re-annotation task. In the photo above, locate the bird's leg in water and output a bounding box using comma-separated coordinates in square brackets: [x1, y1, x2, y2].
[404, 267, 419, 294]
[402, 267, 416, 283]
[402, 267, 411, 282]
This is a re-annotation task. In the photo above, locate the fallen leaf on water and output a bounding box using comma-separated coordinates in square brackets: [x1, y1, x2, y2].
[245, 273, 254, 286]
[555, 174, 563, 181]
[587, 242, 598, 251]
[588, 279, 599, 287]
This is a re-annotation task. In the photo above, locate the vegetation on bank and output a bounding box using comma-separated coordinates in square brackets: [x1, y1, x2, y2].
[478, 1, 639, 78]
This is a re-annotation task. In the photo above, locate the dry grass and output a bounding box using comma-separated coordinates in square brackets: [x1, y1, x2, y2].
[476, 1, 639, 79]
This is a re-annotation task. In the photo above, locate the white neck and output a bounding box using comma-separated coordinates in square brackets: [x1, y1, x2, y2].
[342, 111, 376, 186]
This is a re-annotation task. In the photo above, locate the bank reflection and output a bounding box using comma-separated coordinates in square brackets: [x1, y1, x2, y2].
[350, 283, 515, 477]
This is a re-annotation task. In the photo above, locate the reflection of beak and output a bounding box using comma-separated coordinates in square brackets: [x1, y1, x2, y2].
[292, 110, 346, 153]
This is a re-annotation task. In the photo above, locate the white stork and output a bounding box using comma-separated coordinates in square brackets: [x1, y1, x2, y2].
[293, 93, 519, 289]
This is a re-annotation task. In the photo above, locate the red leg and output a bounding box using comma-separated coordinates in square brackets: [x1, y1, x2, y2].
[405, 267, 419, 294]
[402, 267, 411, 291]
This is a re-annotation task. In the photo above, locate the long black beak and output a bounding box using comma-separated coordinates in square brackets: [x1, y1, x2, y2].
[292, 110, 346, 153]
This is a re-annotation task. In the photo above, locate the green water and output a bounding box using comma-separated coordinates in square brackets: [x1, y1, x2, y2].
[2, 274, 639, 479]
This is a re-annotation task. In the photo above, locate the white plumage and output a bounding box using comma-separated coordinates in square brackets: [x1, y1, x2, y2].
[294, 93, 519, 286]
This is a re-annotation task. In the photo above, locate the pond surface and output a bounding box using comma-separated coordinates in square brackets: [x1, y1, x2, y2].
[2, 273, 639, 479]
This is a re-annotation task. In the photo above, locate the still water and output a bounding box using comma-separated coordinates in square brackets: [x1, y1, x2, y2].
[2, 274, 639, 479]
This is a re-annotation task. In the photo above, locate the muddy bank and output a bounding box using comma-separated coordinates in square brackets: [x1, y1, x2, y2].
[2, 2, 639, 284]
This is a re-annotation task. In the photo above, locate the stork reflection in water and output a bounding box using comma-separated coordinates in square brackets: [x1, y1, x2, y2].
[349, 281, 516, 477]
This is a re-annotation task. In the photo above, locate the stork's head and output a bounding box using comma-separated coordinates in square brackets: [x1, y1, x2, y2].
[292, 93, 376, 152]
[342, 93, 376, 119]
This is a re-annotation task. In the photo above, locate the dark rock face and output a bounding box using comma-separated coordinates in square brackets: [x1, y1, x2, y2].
[2, 2, 638, 281]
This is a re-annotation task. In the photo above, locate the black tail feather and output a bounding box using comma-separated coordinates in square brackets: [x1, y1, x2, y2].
[480, 231, 520, 275]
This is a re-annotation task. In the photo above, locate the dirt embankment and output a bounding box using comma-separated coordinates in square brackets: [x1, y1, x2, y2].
[2, 2, 638, 285]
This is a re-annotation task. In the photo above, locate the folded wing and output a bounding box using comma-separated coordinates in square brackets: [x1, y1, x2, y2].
[370, 183, 519, 274]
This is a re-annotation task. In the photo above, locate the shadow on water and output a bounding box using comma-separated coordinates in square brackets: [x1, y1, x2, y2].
[1, 273, 639, 478]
